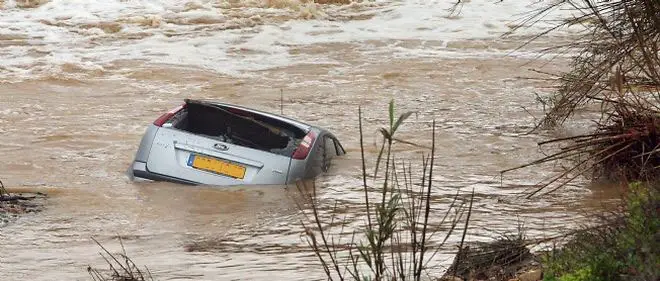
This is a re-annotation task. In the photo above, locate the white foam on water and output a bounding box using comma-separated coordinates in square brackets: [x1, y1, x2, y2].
[0, 0, 579, 81]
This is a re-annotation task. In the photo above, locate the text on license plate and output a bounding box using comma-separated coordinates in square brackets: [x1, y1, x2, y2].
[187, 154, 246, 179]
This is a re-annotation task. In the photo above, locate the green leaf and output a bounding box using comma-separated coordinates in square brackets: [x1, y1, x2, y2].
[392, 137, 428, 149]
[358, 242, 373, 268]
[378, 127, 391, 141]
[373, 136, 386, 178]
[391, 111, 414, 136]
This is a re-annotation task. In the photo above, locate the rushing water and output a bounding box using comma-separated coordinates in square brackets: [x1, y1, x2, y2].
[0, 1, 616, 280]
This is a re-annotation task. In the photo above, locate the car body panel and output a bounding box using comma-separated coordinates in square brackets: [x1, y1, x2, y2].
[145, 127, 292, 185]
[129, 100, 345, 186]
[133, 124, 159, 163]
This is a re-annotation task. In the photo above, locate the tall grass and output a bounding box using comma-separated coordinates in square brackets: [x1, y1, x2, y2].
[297, 100, 472, 280]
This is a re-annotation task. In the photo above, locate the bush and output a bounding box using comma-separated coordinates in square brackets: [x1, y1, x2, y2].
[542, 182, 659, 281]
[502, 0, 660, 196]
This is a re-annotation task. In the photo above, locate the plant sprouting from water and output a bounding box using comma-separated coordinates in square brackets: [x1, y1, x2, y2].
[297, 100, 471, 281]
[87, 237, 154, 281]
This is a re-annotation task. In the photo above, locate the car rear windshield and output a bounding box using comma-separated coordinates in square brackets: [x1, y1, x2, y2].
[167, 100, 307, 157]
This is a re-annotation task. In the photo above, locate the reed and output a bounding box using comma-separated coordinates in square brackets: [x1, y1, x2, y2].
[297, 100, 472, 280]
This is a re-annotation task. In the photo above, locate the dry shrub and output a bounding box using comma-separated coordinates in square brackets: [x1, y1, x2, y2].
[88, 237, 154, 281]
[504, 0, 660, 196]
[444, 232, 535, 281]
[540, 0, 660, 127]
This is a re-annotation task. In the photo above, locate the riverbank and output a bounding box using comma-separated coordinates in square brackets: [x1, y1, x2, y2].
[441, 182, 658, 281]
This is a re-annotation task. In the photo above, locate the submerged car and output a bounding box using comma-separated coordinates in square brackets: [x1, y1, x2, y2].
[129, 99, 345, 185]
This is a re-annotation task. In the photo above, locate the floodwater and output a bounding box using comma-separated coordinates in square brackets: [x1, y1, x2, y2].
[0, 1, 616, 280]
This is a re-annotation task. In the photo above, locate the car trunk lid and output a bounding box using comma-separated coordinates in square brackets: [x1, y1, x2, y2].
[145, 100, 306, 185]
[146, 128, 290, 185]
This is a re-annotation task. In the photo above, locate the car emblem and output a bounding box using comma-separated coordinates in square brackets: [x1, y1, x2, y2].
[213, 143, 229, 151]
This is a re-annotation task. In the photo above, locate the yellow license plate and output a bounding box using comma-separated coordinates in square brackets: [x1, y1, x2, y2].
[188, 154, 246, 179]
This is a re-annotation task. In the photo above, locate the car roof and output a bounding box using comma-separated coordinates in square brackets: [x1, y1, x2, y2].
[186, 99, 313, 131]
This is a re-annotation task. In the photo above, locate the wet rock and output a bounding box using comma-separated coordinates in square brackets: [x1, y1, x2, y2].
[517, 269, 542, 281]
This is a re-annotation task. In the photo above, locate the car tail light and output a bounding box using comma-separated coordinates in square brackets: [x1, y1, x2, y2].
[153, 104, 185, 127]
[292, 131, 316, 160]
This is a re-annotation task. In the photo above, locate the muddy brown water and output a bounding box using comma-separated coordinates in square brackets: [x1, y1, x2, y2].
[0, 3, 618, 280]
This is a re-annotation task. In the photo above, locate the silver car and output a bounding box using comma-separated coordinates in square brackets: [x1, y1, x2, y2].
[129, 99, 345, 185]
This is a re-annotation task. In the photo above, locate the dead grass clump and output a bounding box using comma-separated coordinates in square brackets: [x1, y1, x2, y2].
[592, 112, 660, 181]
[444, 232, 535, 281]
[87, 237, 154, 281]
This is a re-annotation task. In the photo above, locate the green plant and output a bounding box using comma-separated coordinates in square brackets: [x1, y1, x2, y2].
[541, 182, 659, 281]
[544, 267, 593, 281]
[297, 100, 469, 281]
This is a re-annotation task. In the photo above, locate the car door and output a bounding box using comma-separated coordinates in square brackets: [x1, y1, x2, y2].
[146, 126, 292, 185]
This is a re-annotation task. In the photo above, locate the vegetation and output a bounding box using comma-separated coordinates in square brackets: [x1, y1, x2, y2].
[297, 100, 472, 280]
[542, 182, 659, 281]
[502, 1, 660, 280]
[443, 230, 536, 281]
[301, 1, 660, 279]
[504, 0, 660, 197]
[87, 237, 154, 281]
